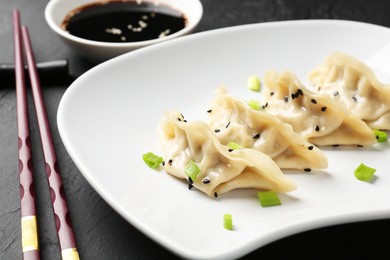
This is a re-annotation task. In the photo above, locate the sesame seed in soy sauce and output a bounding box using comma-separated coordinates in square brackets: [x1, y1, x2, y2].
[61, 0, 187, 43]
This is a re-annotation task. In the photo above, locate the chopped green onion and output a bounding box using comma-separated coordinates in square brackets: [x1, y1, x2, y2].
[227, 141, 242, 150]
[185, 160, 200, 181]
[223, 213, 233, 230]
[248, 99, 261, 110]
[257, 191, 281, 207]
[354, 163, 376, 182]
[143, 152, 164, 169]
[247, 76, 261, 91]
[373, 129, 388, 143]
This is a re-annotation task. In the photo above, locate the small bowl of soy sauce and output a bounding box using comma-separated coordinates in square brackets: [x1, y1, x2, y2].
[45, 0, 203, 63]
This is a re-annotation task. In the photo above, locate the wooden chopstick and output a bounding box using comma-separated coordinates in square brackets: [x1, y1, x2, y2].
[20, 21, 80, 260]
[12, 9, 40, 260]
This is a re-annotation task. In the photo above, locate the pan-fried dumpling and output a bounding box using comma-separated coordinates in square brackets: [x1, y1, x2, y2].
[158, 110, 296, 197]
[262, 70, 376, 147]
[308, 52, 390, 130]
[206, 87, 328, 171]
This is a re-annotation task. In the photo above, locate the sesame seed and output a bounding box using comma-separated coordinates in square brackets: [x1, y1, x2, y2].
[202, 178, 210, 184]
[334, 91, 339, 97]
[188, 183, 193, 190]
[226, 122, 231, 128]
[291, 93, 296, 100]
[188, 177, 193, 184]
[262, 102, 268, 109]
[253, 133, 260, 139]
[228, 148, 233, 152]
[177, 118, 181, 121]
[352, 96, 357, 102]
[315, 125, 320, 132]
[357, 144, 364, 147]
[304, 168, 312, 172]
[207, 109, 212, 113]
[284, 96, 289, 102]
[162, 161, 165, 166]
[214, 129, 220, 133]
[214, 192, 218, 198]
[308, 145, 314, 150]
[332, 144, 340, 147]
[311, 99, 317, 104]
[321, 107, 327, 112]
[168, 159, 173, 166]
[270, 92, 274, 96]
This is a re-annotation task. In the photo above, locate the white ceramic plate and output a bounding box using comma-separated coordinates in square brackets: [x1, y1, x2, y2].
[58, 20, 390, 259]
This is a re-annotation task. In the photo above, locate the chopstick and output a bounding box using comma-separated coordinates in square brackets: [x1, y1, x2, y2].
[13, 9, 80, 260]
[12, 9, 40, 260]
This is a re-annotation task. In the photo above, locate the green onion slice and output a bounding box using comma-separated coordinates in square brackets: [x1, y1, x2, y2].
[248, 99, 261, 110]
[373, 129, 388, 143]
[354, 163, 376, 182]
[247, 76, 261, 92]
[223, 213, 233, 230]
[227, 141, 242, 150]
[185, 160, 200, 181]
[143, 152, 164, 169]
[257, 191, 282, 207]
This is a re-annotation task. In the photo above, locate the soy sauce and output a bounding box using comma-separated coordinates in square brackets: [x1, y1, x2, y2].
[61, 0, 187, 43]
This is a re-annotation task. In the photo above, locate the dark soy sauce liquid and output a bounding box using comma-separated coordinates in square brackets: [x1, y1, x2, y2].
[61, 1, 187, 43]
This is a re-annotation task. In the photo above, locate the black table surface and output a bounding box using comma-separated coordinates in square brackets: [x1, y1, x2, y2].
[1, 0, 390, 259]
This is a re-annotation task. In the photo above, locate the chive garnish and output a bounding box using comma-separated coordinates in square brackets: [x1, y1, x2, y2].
[247, 76, 261, 92]
[142, 152, 164, 169]
[185, 160, 200, 181]
[257, 191, 281, 207]
[223, 214, 233, 230]
[354, 163, 376, 182]
[373, 129, 388, 143]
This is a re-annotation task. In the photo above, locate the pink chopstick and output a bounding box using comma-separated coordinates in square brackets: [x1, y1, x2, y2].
[12, 9, 80, 260]
[12, 9, 40, 260]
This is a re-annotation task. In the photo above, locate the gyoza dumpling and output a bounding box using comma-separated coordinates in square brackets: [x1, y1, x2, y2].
[158, 111, 296, 197]
[262, 70, 376, 147]
[207, 87, 328, 171]
[308, 52, 390, 130]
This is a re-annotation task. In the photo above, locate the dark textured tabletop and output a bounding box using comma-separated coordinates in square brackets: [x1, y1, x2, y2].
[1, 0, 390, 259]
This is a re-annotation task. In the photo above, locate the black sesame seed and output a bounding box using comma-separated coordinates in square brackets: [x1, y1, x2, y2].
[177, 118, 182, 121]
[304, 168, 312, 172]
[188, 183, 193, 190]
[311, 99, 317, 104]
[214, 129, 220, 133]
[357, 144, 364, 147]
[315, 125, 320, 132]
[317, 87, 322, 92]
[214, 192, 218, 198]
[291, 93, 296, 99]
[188, 177, 193, 184]
[226, 122, 231, 128]
[334, 91, 339, 97]
[270, 92, 274, 96]
[352, 96, 357, 102]
[162, 161, 165, 166]
[262, 102, 268, 109]
[207, 109, 212, 113]
[184, 120, 187, 123]
[297, 89, 303, 96]
[202, 178, 211, 184]
[321, 107, 327, 112]
[253, 133, 260, 139]
[308, 145, 314, 150]
[332, 144, 340, 147]
[168, 159, 173, 166]
[228, 148, 233, 152]
[284, 96, 289, 102]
